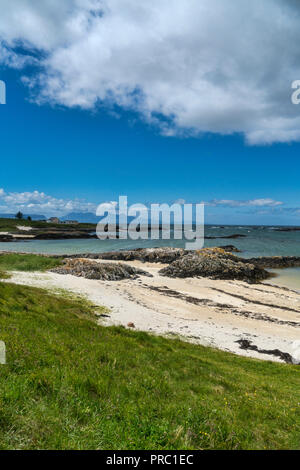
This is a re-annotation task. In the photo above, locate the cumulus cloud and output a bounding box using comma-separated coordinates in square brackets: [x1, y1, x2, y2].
[0, 188, 97, 216]
[0, 42, 34, 69]
[1, 0, 300, 144]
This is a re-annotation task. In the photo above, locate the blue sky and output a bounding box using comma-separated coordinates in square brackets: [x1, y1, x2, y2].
[0, 1, 300, 224]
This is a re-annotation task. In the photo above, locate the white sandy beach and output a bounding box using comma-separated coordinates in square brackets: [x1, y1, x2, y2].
[7, 258, 300, 364]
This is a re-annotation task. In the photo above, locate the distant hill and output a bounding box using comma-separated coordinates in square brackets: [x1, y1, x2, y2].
[61, 212, 99, 223]
[0, 213, 46, 221]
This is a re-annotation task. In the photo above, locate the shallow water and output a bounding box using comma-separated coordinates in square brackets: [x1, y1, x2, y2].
[266, 267, 300, 291]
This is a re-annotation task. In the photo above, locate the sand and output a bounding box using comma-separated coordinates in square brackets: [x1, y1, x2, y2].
[7, 258, 300, 364]
[16, 226, 33, 232]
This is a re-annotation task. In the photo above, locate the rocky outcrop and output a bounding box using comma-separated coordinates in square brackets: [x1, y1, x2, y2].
[64, 247, 187, 264]
[52, 258, 152, 281]
[219, 245, 241, 253]
[34, 232, 97, 240]
[84, 247, 296, 271]
[159, 248, 269, 282]
[0, 235, 15, 242]
[273, 227, 300, 232]
[245, 256, 300, 269]
[205, 234, 247, 240]
[63, 245, 241, 262]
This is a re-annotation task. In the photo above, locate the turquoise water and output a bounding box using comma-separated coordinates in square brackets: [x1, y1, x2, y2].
[1, 225, 300, 257]
[1, 225, 300, 289]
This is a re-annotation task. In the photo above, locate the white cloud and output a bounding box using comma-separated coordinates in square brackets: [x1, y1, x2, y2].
[0, 189, 97, 216]
[0, 42, 34, 69]
[1, 0, 300, 144]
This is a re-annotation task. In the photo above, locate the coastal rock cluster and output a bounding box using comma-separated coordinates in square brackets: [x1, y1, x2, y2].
[52, 258, 152, 281]
[72, 247, 187, 264]
[159, 248, 269, 282]
[246, 256, 300, 269]
[55, 247, 271, 283]
[65, 245, 240, 263]
[35, 232, 97, 240]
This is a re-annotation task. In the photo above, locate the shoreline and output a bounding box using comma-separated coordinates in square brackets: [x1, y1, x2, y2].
[4, 255, 300, 364]
[1, 245, 300, 291]
[1, 247, 299, 364]
[2, 246, 300, 289]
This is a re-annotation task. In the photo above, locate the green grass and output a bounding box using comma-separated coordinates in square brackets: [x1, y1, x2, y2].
[0, 217, 34, 232]
[0, 253, 62, 272]
[0, 281, 299, 450]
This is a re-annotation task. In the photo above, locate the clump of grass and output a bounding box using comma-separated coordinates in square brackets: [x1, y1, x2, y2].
[0, 253, 62, 272]
[0, 281, 299, 450]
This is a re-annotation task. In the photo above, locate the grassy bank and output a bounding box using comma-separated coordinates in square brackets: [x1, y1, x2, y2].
[0, 281, 299, 450]
[0, 253, 62, 272]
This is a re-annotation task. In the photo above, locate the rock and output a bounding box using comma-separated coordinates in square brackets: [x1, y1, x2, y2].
[205, 234, 247, 240]
[224, 234, 247, 239]
[34, 232, 97, 240]
[236, 339, 295, 364]
[0, 234, 15, 242]
[159, 248, 269, 282]
[52, 258, 152, 281]
[62, 246, 242, 263]
[64, 247, 187, 264]
[219, 245, 241, 253]
[273, 227, 300, 232]
[245, 256, 300, 269]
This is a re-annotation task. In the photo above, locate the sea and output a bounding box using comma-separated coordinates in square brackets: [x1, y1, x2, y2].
[1, 225, 300, 290]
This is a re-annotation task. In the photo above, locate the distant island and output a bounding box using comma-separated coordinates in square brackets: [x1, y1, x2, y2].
[0, 217, 97, 242]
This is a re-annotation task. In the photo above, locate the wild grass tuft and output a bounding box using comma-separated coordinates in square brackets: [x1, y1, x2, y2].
[0, 253, 62, 272]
